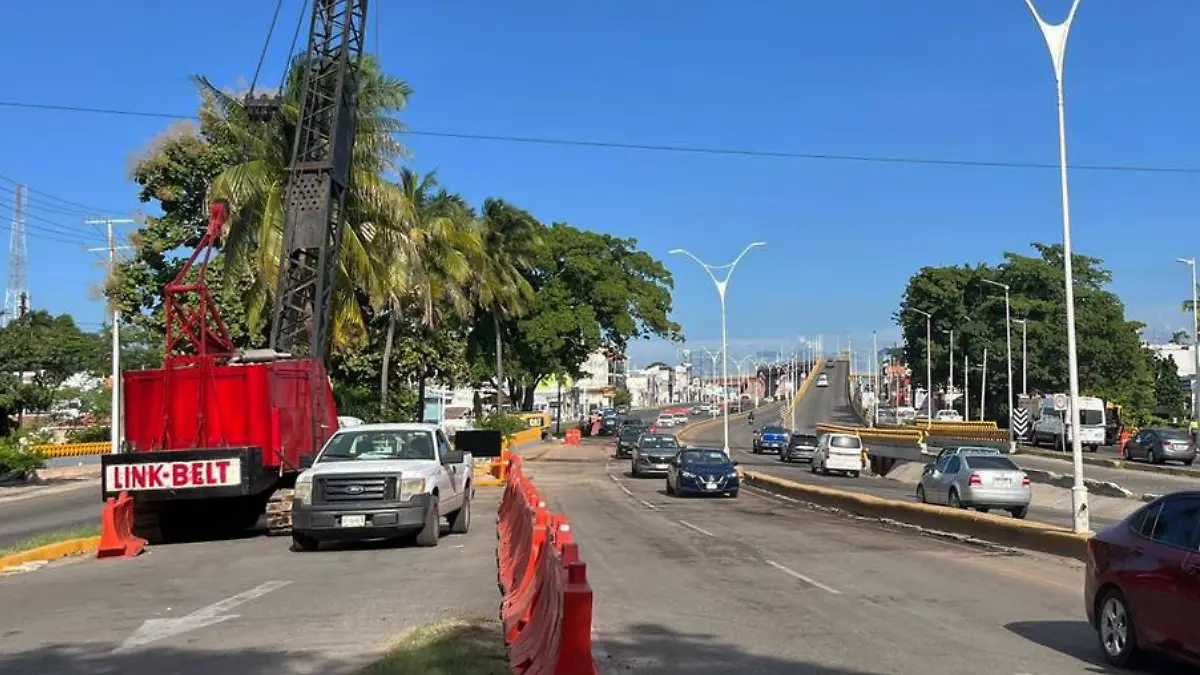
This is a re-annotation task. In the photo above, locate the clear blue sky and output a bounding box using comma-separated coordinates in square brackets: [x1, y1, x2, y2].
[1, 1, 1197, 363]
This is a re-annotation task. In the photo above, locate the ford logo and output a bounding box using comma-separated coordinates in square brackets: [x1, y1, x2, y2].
[345, 485, 365, 495]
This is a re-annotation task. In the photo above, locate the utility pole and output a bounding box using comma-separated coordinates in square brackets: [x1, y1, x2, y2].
[86, 217, 135, 455]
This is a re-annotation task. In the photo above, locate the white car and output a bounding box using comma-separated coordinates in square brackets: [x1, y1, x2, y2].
[934, 410, 963, 422]
[290, 423, 473, 551]
[816, 374, 829, 388]
[655, 414, 676, 428]
[811, 432, 863, 477]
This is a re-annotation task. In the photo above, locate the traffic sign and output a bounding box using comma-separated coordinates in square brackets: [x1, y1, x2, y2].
[1052, 393, 1068, 412]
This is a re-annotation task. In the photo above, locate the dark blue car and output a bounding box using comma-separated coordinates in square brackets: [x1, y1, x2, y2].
[665, 448, 739, 498]
[752, 425, 790, 454]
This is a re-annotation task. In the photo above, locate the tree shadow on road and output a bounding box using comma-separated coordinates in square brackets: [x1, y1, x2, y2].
[594, 621, 897, 674]
[1006, 620, 1194, 674]
[0, 618, 509, 675]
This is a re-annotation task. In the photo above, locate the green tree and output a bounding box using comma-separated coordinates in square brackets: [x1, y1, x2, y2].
[484, 223, 681, 410]
[0, 311, 104, 433]
[612, 388, 633, 407]
[896, 243, 1152, 423]
[1171, 330, 1191, 345]
[1151, 352, 1186, 421]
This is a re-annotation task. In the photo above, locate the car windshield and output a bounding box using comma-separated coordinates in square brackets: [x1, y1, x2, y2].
[680, 450, 729, 465]
[318, 429, 435, 462]
[1079, 409, 1103, 426]
[790, 434, 819, 446]
[964, 456, 1019, 471]
[641, 436, 678, 449]
[762, 426, 787, 435]
[1158, 429, 1189, 441]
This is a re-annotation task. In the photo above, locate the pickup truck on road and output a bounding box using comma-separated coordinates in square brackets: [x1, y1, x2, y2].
[290, 422, 473, 552]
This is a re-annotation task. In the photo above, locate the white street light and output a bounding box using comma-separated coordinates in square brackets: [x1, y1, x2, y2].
[698, 345, 722, 404]
[1179, 257, 1199, 428]
[1013, 318, 1029, 397]
[1023, 0, 1088, 533]
[906, 307, 934, 421]
[671, 242, 766, 456]
[983, 278, 1017, 454]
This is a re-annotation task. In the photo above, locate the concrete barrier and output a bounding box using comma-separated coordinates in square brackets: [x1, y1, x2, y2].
[743, 470, 1092, 560]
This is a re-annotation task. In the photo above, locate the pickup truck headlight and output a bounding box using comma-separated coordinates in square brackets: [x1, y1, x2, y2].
[293, 478, 313, 505]
[399, 477, 426, 502]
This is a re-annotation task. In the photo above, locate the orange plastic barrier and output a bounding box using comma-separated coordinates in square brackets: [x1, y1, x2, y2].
[96, 491, 148, 559]
[564, 429, 581, 445]
[496, 455, 598, 674]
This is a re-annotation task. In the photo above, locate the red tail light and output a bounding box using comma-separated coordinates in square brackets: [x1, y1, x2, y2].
[1022, 474, 1031, 486]
[968, 472, 982, 486]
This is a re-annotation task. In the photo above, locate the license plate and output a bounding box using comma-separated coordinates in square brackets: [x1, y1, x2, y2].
[993, 478, 1011, 486]
[340, 515, 366, 528]
[704, 483, 717, 490]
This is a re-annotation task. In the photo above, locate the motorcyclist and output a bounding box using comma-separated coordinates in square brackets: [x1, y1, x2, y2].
[747, 410, 755, 424]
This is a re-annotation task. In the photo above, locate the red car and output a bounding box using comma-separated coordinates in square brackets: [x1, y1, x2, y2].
[1085, 490, 1200, 667]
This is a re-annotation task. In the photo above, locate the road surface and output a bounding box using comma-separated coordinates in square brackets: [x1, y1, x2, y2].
[522, 452, 1190, 673]
[0, 482, 99, 548]
[0, 490, 505, 674]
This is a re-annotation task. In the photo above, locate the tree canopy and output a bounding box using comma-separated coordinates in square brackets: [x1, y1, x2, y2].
[107, 56, 681, 419]
[895, 243, 1173, 425]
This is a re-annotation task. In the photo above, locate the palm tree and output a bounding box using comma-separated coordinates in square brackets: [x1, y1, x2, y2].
[380, 169, 482, 419]
[195, 55, 416, 349]
[473, 199, 541, 407]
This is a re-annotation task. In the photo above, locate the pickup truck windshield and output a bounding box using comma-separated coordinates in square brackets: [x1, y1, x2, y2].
[318, 430, 436, 462]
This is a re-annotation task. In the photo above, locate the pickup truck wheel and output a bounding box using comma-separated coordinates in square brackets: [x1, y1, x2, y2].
[449, 492, 471, 534]
[416, 496, 440, 547]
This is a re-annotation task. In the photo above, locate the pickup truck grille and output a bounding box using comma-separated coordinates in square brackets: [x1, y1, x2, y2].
[316, 475, 396, 504]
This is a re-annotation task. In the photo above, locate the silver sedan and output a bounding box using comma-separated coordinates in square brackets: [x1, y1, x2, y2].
[917, 454, 1032, 519]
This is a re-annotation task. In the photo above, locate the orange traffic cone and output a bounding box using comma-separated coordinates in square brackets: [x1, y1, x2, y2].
[96, 491, 148, 559]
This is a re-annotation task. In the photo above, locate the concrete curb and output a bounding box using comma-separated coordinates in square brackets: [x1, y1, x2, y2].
[0, 535, 101, 572]
[1016, 444, 1200, 480]
[744, 470, 1091, 561]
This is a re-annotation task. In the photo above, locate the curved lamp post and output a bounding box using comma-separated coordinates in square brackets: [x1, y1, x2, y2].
[671, 242, 766, 456]
[1023, 0, 1088, 533]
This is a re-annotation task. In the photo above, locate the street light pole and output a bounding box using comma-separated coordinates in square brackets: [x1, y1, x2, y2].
[1014, 319, 1029, 398]
[1023, 0, 1088, 533]
[983, 279, 1016, 453]
[908, 307, 934, 421]
[671, 242, 765, 456]
[1179, 257, 1199, 428]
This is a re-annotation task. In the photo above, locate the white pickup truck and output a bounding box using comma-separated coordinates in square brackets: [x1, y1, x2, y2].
[290, 422, 473, 551]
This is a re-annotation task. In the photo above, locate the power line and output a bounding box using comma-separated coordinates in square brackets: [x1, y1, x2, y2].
[0, 171, 126, 216]
[0, 196, 109, 242]
[1, 99, 1198, 176]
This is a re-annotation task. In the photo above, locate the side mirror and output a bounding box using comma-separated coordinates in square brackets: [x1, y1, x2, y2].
[922, 463, 934, 475]
[443, 450, 465, 465]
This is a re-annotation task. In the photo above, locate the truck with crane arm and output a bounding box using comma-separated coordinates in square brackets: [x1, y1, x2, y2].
[100, 0, 368, 542]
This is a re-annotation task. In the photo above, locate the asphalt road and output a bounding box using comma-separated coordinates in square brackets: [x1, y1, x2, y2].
[0, 483, 99, 548]
[521, 454, 1191, 673]
[0, 489, 505, 674]
[688, 362, 1125, 531]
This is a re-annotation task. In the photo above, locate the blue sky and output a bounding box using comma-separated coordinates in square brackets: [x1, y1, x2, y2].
[1, 1, 1197, 364]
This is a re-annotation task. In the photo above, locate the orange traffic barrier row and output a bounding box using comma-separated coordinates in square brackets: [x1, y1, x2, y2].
[496, 455, 598, 674]
[97, 491, 147, 559]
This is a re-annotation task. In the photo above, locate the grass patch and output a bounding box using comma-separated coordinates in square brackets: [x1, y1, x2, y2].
[0, 522, 100, 558]
[362, 618, 509, 675]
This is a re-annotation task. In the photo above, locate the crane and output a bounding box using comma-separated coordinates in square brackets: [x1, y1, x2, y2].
[104, 0, 370, 542]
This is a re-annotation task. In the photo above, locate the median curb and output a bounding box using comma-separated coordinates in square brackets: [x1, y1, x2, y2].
[1016, 444, 1200, 479]
[743, 471, 1091, 561]
[0, 535, 102, 573]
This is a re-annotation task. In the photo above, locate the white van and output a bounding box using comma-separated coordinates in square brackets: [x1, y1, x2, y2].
[1031, 394, 1106, 452]
[811, 432, 864, 477]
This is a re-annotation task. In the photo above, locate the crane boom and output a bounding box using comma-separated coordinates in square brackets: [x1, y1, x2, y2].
[270, 0, 368, 361]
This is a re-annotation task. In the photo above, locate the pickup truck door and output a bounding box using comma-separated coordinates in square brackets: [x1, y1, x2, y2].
[435, 429, 464, 509]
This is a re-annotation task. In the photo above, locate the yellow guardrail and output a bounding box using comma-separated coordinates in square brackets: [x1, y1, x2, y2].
[919, 420, 998, 431]
[30, 442, 110, 459]
[816, 423, 925, 444]
[923, 426, 1010, 443]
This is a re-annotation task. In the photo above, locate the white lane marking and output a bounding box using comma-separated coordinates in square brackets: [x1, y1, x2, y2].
[609, 471, 658, 510]
[764, 560, 841, 595]
[116, 580, 291, 652]
[677, 520, 716, 537]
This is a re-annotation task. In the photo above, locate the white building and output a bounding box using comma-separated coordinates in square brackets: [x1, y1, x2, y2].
[1148, 343, 1197, 379]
